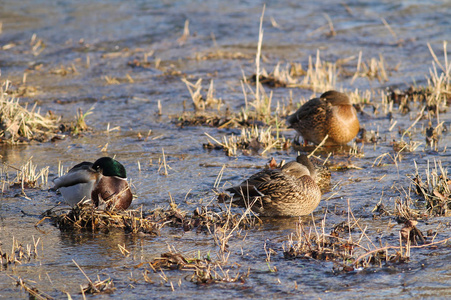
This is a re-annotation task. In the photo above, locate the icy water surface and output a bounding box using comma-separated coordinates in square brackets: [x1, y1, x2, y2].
[0, 0, 450, 299]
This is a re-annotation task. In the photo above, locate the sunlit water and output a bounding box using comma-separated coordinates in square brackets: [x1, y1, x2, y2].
[0, 0, 450, 298]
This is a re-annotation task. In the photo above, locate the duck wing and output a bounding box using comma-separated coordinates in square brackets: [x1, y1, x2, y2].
[52, 163, 96, 189]
[287, 98, 324, 124]
[226, 169, 286, 201]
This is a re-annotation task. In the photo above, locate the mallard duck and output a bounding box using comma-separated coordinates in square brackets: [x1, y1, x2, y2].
[225, 155, 321, 217]
[53, 157, 133, 210]
[287, 90, 360, 145]
[301, 155, 331, 192]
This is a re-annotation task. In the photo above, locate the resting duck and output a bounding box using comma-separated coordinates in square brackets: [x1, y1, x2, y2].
[302, 155, 331, 192]
[225, 155, 321, 217]
[53, 157, 133, 210]
[287, 90, 360, 145]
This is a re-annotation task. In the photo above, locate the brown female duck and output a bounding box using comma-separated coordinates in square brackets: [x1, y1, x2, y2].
[226, 155, 321, 217]
[296, 154, 331, 192]
[287, 90, 360, 145]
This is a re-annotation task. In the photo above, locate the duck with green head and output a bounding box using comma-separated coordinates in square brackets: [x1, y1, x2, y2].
[287, 90, 360, 145]
[53, 157, 133, 210]
[225, 155, 321, 217]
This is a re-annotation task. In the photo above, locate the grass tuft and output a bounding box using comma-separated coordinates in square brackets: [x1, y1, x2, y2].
[0, 81, 58, 143]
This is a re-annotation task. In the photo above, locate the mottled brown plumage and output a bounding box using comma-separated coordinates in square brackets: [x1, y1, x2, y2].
[298, 155, 331, 192]
[226, 155, 321, 217]
[287, 90, 360, 145]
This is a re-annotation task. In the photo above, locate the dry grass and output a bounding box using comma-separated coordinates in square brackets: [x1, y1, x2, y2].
[351, 52, 388, 84]
[250, 50, 337, 93]
[44, 201, 257, 287]
[137, 202, 255, 285]
[73, 259, 116, 295]
[0, 81, 59, 143]
[45, 204, 161, 234]
[424, 120, 444, 151]
[347, 88, 374, 105]
[104, 75, 120, 85]
[204, 125, 289, 156]
[44, 199, 260, 237]
[6, 158, 50, 191]
[176, 12, 347, 131]
[294, 50, 337, 92]
[426, 41, 450, 107]
[74, 107, 92, 133]
[66, 106, 94, 136]
[8, 275, 53, 300]
[282, 199, 450, 272]
[178, 204, 260, 235]
[250, 63, 298, 88]
[139, 250, 248, 286]
[195, 49, 252, 61]
[182, 78, 222, 111]
[8, 84, 40, 98]
[210, 201, 259, 263]
[50, 63, 78, 76]
[0, 158, 50, 195]
[412, 159, 450, 216]
[0, 80, 92, 142]
[175, 75, 293, 131]
[384, 42, 450, 113]
[394, 195, 425, 222]
[30, 33, 45, 57]
[241, 77, 282, 125]
[158, 148, 170, 176]
[225, 7, 294, 127]
[174, 111, 236, 128]
[0, 236, 40, 270]
[283, 214, 359, 269]
[391, 139, 423, 153]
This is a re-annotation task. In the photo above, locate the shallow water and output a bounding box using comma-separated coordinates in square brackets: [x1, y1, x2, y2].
[0, 0, 450, 299]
